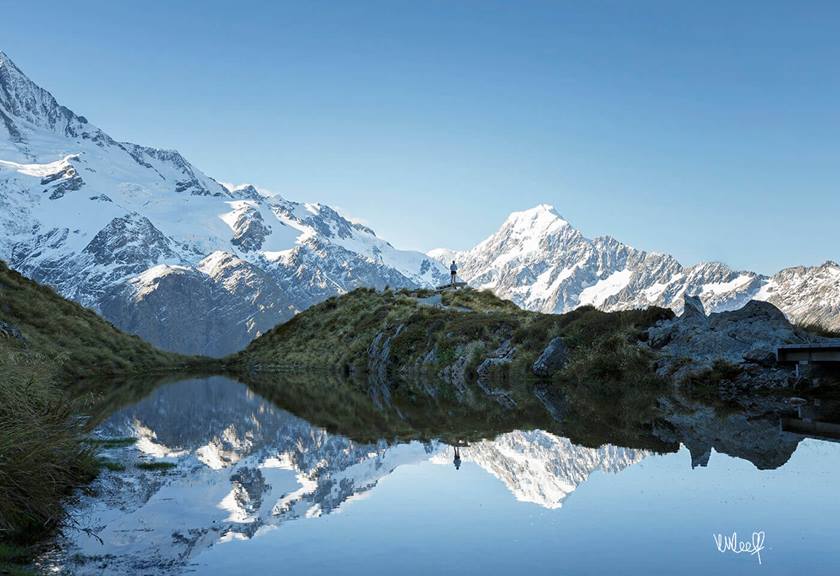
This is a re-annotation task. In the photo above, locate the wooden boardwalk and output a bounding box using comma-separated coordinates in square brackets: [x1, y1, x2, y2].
[777, 343, 840, 364]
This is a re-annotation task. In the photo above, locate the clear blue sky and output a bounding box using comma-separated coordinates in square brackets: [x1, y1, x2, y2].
[4, 0, 839, 274]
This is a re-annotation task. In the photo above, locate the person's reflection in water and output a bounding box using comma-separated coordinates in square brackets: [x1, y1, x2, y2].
[453, 445, 462, 470]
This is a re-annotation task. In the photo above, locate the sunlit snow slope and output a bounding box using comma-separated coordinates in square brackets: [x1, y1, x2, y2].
[0, 51, 447, 354]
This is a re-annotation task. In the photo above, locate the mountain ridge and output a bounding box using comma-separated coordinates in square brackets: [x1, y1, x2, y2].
[2, 49, 837, 357]
[0, 51, 448, 355]
[432, 204, 840, 329]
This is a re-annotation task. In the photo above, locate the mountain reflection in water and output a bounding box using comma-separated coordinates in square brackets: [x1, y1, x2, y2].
[48, 376, 840, 576]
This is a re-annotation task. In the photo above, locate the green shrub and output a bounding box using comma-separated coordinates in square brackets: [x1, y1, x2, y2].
[98, 460, 126, 472]
[136, 461, 177, 472]
[86, 437, 137, 449]
[0, 261, 206, 548]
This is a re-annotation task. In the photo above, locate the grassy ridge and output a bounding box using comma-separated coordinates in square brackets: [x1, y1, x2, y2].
[233, 286, 673, 382]
[234, 287, 676, 452]
[0, 261, 186, 379]
[0, 261, 204, 555]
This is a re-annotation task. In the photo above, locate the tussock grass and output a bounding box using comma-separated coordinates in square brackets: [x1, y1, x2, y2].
[86, 437, 137, 449]
[0, 261, 191, 379]
[0, 377, 98, 543]
[233, 287, 529, 374]
[97, 460, 126, 472]
[440, 288, 520, 313]
[233, 286, 673, 397]
[0, 542, 37, 575]
[0, 261, 207, 550]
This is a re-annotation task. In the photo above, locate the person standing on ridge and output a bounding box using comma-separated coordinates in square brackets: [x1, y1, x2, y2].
[450, 260, 458, 287]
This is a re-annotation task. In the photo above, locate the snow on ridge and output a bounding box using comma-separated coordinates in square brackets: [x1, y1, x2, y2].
[699, 273, 754, 296]
[0, 154, 77, 177]
[129, 264, 194, 297]
[578, 269, 633, 307]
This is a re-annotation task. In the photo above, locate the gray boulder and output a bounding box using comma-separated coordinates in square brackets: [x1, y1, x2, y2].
[532, 337, 568, 377]
[648, 297, 820, 387]
[743, 347, 777, 367]
[475, 340, 517, 408]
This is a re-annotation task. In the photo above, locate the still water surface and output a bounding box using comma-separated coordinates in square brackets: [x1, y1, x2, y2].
[50, 376, 840, 575]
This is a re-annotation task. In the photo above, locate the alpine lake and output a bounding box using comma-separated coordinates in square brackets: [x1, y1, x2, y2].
[39, 373, 840, 576]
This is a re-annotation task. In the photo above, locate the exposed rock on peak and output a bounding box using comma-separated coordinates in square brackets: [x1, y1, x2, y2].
[0, 51, 107, 153]
[225, 203, 271, 252]
[84, 214, 180, 270]
[681, 294, 706, 321]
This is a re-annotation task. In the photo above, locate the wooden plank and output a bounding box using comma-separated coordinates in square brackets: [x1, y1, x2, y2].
[782, 417, 840, 442]
[777, 344, 840, 364]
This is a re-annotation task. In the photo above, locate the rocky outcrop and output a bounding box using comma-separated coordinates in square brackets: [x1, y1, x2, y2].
[436, 341, 483, 397]
[227, 204, 271, 252]
[41, 162, 83, 200]
[368, 325, 404, 405]
[0, 319, 24, 342]
[475, 340, 517, 408]
[532, 337, 569, 377]
[681, 294, 706, 321]
[648, 294, 821, 388]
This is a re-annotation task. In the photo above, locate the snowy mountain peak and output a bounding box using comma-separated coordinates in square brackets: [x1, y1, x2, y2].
[0, 50, 24, 80]
[502, 203, 568, 233]
[468, 204, 574, 265]
[0, 51, 91, 143]
[444, 206, 840, 329]
[0, 53, 448, 355]
[1, 52, 115, 164]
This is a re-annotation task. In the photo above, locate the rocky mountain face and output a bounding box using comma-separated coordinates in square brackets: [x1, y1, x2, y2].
[431, 204, 840, 329]
[0, 52, 447, 355]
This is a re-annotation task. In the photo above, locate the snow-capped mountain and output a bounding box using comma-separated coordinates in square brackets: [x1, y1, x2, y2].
[0, 51, 447, 354]
[431, 204, 840, 329]
[3, 49, 837, 355]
